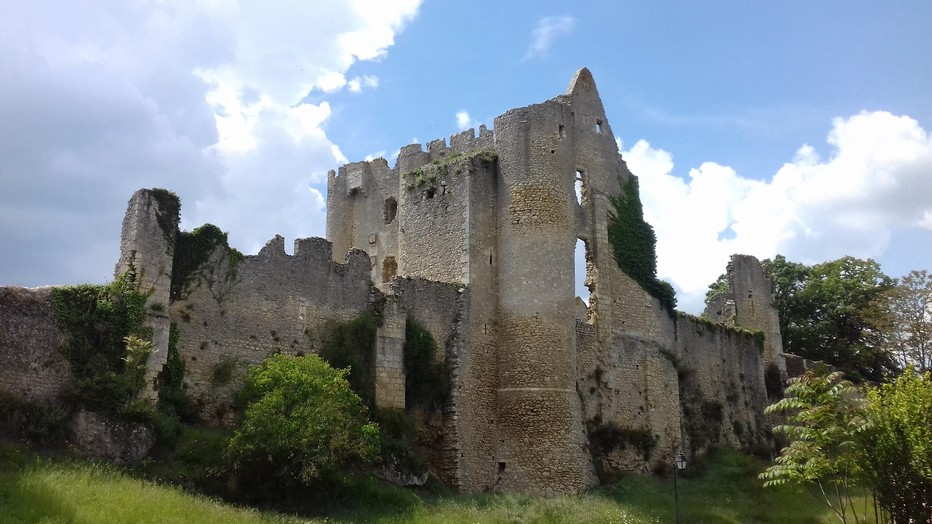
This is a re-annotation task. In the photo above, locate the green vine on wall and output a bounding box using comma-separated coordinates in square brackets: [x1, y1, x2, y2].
[317, 315, 379, 408]
[148, 188, 181, 250]
[607, 176, 677, 315]
[50, 275, 150, 413]
[170, 224, 245, 302]
[403, 321, 449, 411]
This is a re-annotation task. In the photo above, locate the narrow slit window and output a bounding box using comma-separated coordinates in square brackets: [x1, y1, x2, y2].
[595, 119, 604, 135]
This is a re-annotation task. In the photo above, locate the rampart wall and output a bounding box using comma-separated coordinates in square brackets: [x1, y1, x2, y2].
[0, 287, 70, 402]
[168, 236, 375, 423]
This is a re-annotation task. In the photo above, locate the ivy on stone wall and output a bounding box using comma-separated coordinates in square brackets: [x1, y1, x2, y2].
[156, 323, 196, 422]
[170, 224, 245, 302]
[50, 275, 150, 413]
[403, 321, 449, 411]
[607, 176, 677, 315]
[149, 188, 181, 249]
[318, 315, 379, 407]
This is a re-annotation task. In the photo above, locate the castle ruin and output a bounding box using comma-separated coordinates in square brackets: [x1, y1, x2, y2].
[0, 69, 784, 495]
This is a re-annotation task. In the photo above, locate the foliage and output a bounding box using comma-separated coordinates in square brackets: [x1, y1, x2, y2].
[157, 323, 197, 423]
[705, 272, 730, 305]
[50, 276, 150, 412]
[170, 223, 244, 302]
[859, 369, 932, 523]
[763, 255, 897, 381]
[148, 188, 181, 249]
[373, 407, 427, 478]
[211, 355, 241, 387]
[878, 269, 932, 373]
[760, 369, 871, 523]
[607, 176, 677, 315]
[226, 354, 380, 491]
[318, 314, 379, 406]
[403, 321, 449, 411]
[0, 391, 70, 445]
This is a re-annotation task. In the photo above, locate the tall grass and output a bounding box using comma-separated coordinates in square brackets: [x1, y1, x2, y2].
[0, 441, 871, 523]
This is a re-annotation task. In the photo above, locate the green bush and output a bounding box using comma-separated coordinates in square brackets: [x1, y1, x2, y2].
[860, 369, 932, 523]
[226, 354, 380, 493]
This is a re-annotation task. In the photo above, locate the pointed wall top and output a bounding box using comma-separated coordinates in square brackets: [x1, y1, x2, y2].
[565, 67, 595, 96]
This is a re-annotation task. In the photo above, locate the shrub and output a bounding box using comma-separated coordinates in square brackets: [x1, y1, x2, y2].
[226, 354, 380, 491]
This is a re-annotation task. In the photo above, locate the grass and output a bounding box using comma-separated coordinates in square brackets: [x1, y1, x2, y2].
[0, 440, 873, 523]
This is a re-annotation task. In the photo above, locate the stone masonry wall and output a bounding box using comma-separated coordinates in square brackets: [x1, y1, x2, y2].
[674, 315, 770, 455]
[169, 236, 375, 424]
[0, 286, 71, 402]
[389, 277, 468, 486]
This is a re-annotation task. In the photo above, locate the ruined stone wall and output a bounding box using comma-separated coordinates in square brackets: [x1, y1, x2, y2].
[114, 189, 177, 400]
[674, 315, 770, 455]
[0, 286, 71, 402]
[705, 254, 786, 374]
[169, 236, 375, 423]
[388, 277, 469, 486]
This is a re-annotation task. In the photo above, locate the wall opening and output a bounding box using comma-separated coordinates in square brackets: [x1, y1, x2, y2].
[382, 256, 397, 283]
[575, 170, 585, 205]
[559, 124, 566, 138]
[595, 118, 604, 135]
[383, 197, 397, 224]
[575, 239, 592, 307]
[425, 187, 436, 199]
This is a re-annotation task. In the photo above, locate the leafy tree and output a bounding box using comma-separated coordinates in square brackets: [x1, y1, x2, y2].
[704, 272, 729, 305]
[879, 270, 932, 373]
[762, 255, 896, 381]
[859, 369, 932, 523]
[226, 354, 380, 491]
[760, 369, 870, 523]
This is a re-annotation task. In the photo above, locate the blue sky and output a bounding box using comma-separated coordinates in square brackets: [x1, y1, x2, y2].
[1, 0, 930, 312]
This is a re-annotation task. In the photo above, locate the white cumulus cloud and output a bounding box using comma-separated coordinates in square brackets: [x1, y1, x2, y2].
[524, 15, 575, 60]
[626, 111, 932, 313]
[0, 0, 422, 285]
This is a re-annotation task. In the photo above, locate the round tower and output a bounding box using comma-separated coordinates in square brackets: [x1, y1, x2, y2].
[492, 96, 596, 494]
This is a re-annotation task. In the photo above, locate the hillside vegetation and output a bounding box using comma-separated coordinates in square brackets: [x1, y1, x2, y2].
[0, 441, 869, 523]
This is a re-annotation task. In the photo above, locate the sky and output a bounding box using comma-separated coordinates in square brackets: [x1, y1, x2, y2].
[1, 0, 930, 313]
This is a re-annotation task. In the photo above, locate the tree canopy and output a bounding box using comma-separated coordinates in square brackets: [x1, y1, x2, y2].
[878, 269, 932, 373]
[763, 255, 897, 381]
[762, 368, 932, 523]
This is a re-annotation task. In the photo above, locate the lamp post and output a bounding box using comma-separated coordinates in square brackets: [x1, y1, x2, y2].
[674, 452, 687, 524]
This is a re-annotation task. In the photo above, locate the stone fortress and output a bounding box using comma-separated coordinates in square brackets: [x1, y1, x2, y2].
[0, 69, 785, 495]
